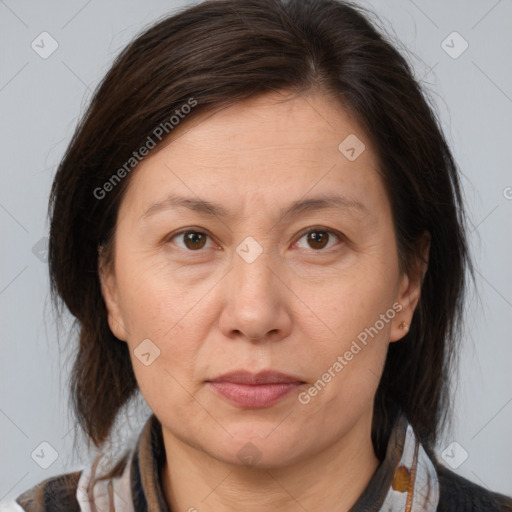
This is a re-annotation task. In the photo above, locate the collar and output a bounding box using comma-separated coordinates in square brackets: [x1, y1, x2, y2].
[76, 412, 439, 511]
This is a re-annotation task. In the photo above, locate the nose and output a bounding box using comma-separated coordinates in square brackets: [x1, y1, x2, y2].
[218, 249, 292, 344]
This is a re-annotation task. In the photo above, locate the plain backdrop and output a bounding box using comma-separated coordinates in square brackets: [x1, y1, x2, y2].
[1, 0, 511, 503]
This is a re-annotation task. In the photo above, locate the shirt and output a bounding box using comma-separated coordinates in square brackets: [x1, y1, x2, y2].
[3, 411, 512, 511]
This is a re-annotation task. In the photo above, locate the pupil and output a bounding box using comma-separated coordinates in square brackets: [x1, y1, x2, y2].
[308, 231, 328, 249]
[185, 232, 205, 250]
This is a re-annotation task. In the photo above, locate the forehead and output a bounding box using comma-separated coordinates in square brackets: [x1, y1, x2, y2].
[160, 90, 369, 159]
[119, 90, 388, 223]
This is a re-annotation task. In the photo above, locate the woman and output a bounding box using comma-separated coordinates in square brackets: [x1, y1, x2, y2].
[3, 0, 511, 510]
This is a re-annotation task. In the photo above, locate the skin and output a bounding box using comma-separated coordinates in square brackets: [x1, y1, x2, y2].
[100, 89, 429, 512]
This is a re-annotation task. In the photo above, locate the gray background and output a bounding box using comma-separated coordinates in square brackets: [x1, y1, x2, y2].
[1, 0, 511, 503]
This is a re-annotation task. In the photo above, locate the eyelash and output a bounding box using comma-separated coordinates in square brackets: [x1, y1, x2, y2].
[166, 226, 345, 253]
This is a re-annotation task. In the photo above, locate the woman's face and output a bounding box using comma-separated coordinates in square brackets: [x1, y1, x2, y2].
[100, 90, 423, 468]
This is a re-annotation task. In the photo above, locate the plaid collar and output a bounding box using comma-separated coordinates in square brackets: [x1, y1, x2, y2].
[76, 412, 439, 511]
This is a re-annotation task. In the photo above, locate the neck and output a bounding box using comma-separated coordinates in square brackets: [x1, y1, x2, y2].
[160, 412, 380, 512]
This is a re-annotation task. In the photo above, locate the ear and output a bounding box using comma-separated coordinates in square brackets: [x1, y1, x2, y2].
[98, 246, 129, 342]
[389, 232, 430, 342]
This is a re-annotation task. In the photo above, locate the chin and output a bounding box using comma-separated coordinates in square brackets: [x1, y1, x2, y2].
[204, 422, 312, 469]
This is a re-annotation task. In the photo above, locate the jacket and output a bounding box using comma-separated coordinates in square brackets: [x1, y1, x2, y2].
[2, 412, 512, 511]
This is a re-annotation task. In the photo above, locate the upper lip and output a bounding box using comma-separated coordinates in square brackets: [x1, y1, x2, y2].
[207, 370, 304, 385]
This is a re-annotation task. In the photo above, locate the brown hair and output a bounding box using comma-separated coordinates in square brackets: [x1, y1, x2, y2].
[49, 0, 472, 460]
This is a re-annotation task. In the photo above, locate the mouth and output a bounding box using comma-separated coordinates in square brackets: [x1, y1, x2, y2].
[206, 370, 306, 408]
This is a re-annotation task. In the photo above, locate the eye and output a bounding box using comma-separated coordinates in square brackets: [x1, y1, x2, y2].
[294, 227, 343, 251]
[167, 227, 344, 252]
[169, 229, 215, 251]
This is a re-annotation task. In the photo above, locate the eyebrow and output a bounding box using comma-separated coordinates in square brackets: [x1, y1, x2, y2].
[141, 192, 368, 221]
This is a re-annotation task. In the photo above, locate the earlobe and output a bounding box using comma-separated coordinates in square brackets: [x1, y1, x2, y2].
[389, 272, 414, 342]
[98, 250, 128, 342]
[390, 273, 418, 342]
[390, 233, 430, 343]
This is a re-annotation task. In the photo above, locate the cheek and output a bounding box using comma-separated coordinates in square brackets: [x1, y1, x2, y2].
[112, 258, 204, 396]
[294, 261, 398, 404]
[298, 257, 398, 338]
[114, 250, 201, 339]
[123, 296, 206, 418]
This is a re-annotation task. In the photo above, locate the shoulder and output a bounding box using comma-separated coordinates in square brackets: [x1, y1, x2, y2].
[0, 502, 24, 512]
[4, 470, 82, 512]
[6, 450, 135, 512]
[434, 461, 512, 511]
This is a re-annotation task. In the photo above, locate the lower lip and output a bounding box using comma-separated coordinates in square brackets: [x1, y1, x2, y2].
[207, 381, 303, 408]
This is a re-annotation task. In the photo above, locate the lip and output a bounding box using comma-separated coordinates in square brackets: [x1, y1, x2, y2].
[206, 370, 305, 408]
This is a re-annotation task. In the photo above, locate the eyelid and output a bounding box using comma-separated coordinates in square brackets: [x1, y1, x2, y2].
[165, 226, 345, 251]
[165, 227, 218, 250]
[293, 226, 345, 250]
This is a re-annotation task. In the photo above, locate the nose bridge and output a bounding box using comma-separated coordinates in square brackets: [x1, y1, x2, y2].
[231, 238, 277, 306]
[218, 236, 290, 341]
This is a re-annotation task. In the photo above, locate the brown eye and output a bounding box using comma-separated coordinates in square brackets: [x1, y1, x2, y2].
[307, 231, 329, 249]
[171, 230, 211, 251]
[295, 228, 342, 251]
